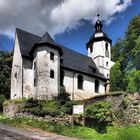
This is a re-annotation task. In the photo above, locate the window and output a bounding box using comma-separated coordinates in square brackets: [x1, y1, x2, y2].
[50, 70, 54, 78]
[34, 78, 37, 86]
[107, 74, 109, 78]
[105, 43, 108, 51]
[50, 52, 54, 60]
[15, 73, 17, 79]
[95, 80, 99, 93]
[78, 75, 83, 89]
[34, 61, 36, 70]
[106, 62, 108, 67]
[60, 70, 64, 86]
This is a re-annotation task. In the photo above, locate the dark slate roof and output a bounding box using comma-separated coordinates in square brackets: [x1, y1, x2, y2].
[39, 32, 54, 44]
[16, 28, 40, 58]
[59, 45, 106, 79]
[16, 28, 106, 80]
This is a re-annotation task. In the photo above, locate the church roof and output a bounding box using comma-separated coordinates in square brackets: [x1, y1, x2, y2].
[16, 28, 40, 58]
[39, 32, 54, 44]
[16, 28, 107, 80]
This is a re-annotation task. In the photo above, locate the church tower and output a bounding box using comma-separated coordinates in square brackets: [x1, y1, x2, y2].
[86, 14, 114, 79]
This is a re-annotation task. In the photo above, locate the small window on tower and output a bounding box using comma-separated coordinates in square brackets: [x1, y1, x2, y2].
[105, 43, 108, 51]
[50, 70, 54, 78]
[50, 52, 54, 61]
[106, 62, 109, 67]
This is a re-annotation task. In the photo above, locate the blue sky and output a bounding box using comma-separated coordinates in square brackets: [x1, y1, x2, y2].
[0, 0, 140, 55]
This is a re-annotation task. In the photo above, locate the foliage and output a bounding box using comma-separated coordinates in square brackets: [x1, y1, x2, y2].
[114, 125, 140, 140]
[54, 92, 70, 106]
[0, 51, 12, 99]
[4, 98, 27, 106]
[110, 61, 126, 91]
[0, 115, 140, 140]
[122, 97, 131, 109]
[125, 68, 140, 93]
[85, 102, 113, 123]
[111, 14, 140, 91]
[19, 93, 75, 116]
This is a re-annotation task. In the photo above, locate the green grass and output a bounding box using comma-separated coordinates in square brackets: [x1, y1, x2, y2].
[0, 115, 140, 140]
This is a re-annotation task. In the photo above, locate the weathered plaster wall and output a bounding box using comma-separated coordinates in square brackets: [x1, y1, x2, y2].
[88, 36, 114, 78]
[11, 33, 23, 99]
[23, 58, 34, 98]
[33, 46, 60, 99]
[60, 69, 106, 100]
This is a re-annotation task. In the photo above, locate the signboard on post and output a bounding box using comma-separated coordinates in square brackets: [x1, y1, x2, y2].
[73, 105, 84, 115]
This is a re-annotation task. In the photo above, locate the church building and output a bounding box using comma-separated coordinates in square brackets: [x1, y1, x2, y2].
[11, 16, 114, 100]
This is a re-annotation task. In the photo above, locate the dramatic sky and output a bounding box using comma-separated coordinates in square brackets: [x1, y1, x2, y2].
[0, 0, 140, 55]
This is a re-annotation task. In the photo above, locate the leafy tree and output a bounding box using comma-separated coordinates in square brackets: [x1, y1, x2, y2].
[0, 51, 12, 99]
[110, 14, 140, 91]
[131, 36, 140, 70]
[110, 61, 126, 91]
[125, 68, 140, 93]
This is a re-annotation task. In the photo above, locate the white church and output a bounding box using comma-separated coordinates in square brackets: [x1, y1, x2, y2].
[11, 16, 114, 100]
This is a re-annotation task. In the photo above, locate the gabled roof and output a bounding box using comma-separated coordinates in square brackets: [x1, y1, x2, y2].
[16, 28, 40, 58]
[16, 28, 107, 80]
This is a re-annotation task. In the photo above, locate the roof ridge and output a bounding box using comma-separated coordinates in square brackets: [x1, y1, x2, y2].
[56, 43, 89, 58]
[16, 28, 41, 39]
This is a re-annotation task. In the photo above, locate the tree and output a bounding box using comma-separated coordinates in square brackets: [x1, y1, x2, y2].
[124, 14, 140, 70]
[125, 68, 140, 93]
[0, 51, 12, 99]
[110, 14, 140, 91]
[110, 61, 126, 91]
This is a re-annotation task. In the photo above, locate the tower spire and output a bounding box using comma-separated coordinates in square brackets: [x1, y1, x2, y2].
[97, 7, 100, 19]
[95, 9, 103, 33]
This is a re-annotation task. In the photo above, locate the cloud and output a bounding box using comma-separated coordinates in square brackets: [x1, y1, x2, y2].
[0, 0, 133, 38]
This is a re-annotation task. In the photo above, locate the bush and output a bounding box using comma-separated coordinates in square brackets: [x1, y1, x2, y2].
[54, 92, 70, 105]
[85, 102, 113, 123]
[4, 98, 27, 106]
[122, 97, 131, 109]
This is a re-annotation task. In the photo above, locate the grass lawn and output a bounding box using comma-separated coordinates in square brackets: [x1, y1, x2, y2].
[0, 115, 140, 140]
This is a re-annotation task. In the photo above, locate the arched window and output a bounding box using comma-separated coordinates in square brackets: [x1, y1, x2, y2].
[50, 70, 54, 78]
[50, 52, 54, 60]
[60, 70, 64, 86]
[95, 80, 99, 93]
[78, 75, 83, 89]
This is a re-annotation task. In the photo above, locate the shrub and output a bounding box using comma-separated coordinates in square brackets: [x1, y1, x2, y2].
[122, 97, 131, 109]
[4, 98, 27, 106]
[54, 92, 70, 106]
[85, 102, 113, 123]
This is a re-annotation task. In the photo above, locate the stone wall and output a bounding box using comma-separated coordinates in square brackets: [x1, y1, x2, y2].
[84, 92, 140, 126]
[3, 103, 72, 126]
[14, 112, 72, 125]
[3, 103, 24, 118]
[84, 93, 124, 111]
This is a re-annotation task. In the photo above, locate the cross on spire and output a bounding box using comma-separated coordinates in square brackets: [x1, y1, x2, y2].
[97, 7, 100, 19]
